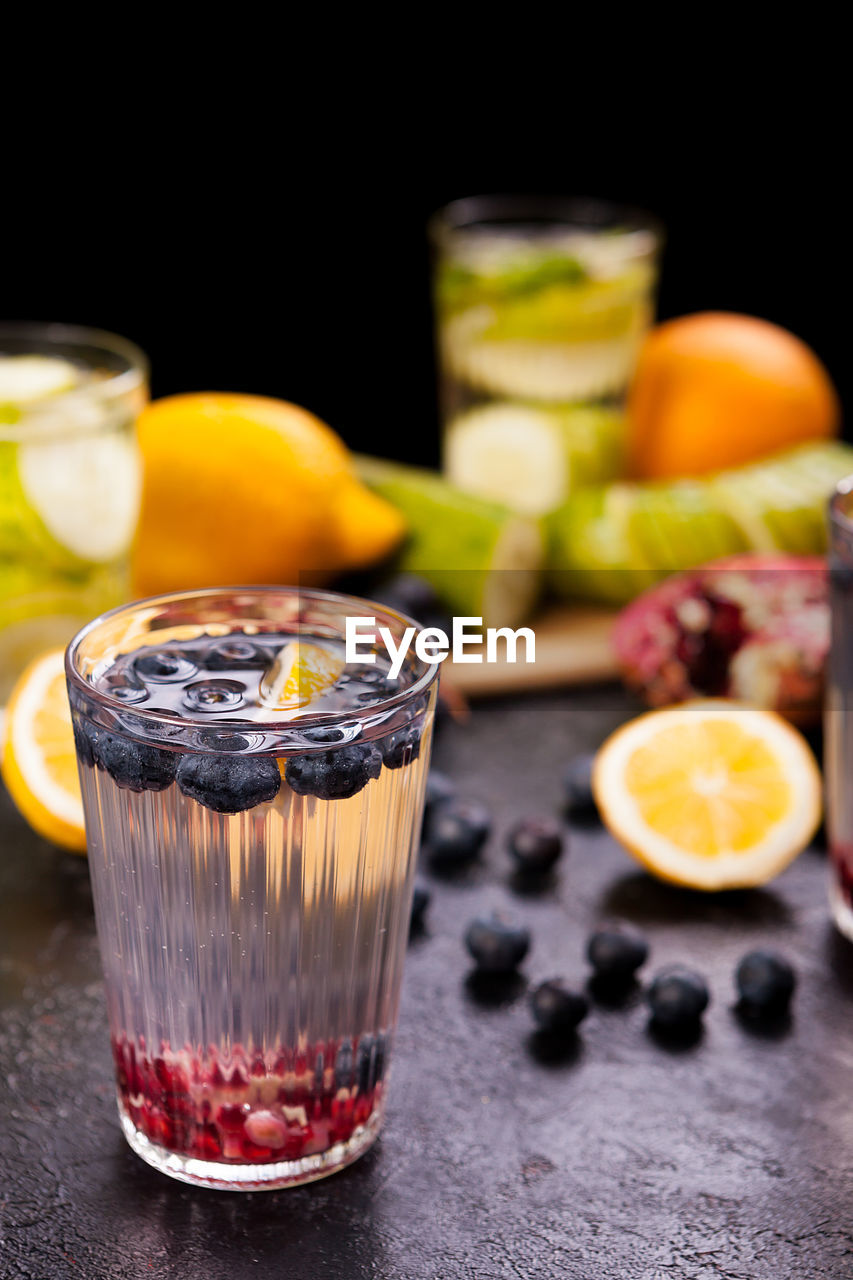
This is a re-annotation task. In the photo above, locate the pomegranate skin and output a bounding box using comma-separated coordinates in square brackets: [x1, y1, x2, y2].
[612, 554, 828, 725]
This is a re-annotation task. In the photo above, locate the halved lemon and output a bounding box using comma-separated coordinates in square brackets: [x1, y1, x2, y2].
[1, 648, 86, 853]
[260, 641, 345, 714]
[593, 700, 822, 890]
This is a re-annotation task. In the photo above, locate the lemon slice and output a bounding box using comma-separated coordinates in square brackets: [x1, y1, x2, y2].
[260, 641, 345, 714]
[0, 355, 80, 404]
[443, 308, 645, 402]
[1, 648, 86, 853]
[592, 700, 821, 890]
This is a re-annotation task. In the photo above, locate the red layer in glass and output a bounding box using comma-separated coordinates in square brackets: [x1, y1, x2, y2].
[112, 1035, 383, 1163]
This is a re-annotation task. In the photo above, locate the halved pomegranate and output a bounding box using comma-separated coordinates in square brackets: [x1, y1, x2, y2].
[612, 554, 828, 725]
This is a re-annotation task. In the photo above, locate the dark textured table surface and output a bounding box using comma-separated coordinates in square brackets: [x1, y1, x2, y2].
[2, 685, 853, 1280]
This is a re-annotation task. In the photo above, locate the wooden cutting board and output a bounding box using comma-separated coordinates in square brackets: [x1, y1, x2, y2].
[446, 604, 619, 696]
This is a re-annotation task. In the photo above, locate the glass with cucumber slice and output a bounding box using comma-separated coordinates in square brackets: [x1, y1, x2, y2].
[0, 324, 148, 703]
[430, 197, 662, 495]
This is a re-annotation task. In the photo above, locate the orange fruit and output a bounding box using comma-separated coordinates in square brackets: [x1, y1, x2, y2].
[626, 312, 839, 479]
[131, 393, 405, 596]
[593, 700, 822, 890]
[1, 649, 86, 853]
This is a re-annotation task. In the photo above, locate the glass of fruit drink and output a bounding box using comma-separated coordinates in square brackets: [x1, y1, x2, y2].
[826, 480, 853, 938]
[65, 587, 438, 1190]
[430, 197, 661, 511]
[0, 323, 148, 703]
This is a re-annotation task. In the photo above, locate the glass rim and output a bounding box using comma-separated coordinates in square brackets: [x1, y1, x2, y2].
[0, 321, 149, 443]
[428, 193, 663, 249]
[65, 584, 441, 741]
[829, 474, 853, 536]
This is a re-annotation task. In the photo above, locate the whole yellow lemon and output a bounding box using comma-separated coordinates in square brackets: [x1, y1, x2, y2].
[131, 393, 405, 595]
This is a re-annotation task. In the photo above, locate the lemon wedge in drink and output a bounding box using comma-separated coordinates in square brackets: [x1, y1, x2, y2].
[592, 701, 821, 890]
[260, 641, 345, 714]
[1, 648, 86, 853]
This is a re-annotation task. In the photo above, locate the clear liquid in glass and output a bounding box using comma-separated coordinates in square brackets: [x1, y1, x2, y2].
[69, 609, 435, 1190]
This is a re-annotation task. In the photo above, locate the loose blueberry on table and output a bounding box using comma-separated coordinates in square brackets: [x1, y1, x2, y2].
[426, 800, 492, 866]
[587, 925, 650, 982]
[735, 950, 796, 1015]
[508, 818, 564, 872]
[530, 980, 589, 1035]
[464, 914, 531, 974]
[646, 967, 710, 1030]
[563, 754, 598, 819]
[410, 881, 430, 931]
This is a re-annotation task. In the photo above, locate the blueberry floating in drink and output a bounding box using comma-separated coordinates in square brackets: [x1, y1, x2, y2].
[134, 650, 199, 684]
[205, 634, 273, 670]
[176, 753, 281, 814]
[285, 742, 383, 801]
[82, 721, 177, 793]
[381, 723, 422, 770]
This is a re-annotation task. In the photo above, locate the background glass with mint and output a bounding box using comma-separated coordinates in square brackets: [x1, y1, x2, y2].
[430, 196, 662, 517]
[0, 323, 148, 703]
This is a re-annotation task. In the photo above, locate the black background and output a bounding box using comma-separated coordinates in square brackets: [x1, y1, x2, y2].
[5, 77, 845, 465]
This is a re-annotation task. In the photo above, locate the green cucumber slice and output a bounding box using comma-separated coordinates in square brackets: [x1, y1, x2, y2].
[445, 402, 624, 517]
[547, 484, 661, 603]
[357, 456, 543, 628]
[549, 442, 853, 604]
[17, 430, 142, 563]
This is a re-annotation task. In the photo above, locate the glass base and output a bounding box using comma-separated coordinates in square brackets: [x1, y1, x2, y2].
[829, 874, 853, 942]
[119, 1105, 382, 1191]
